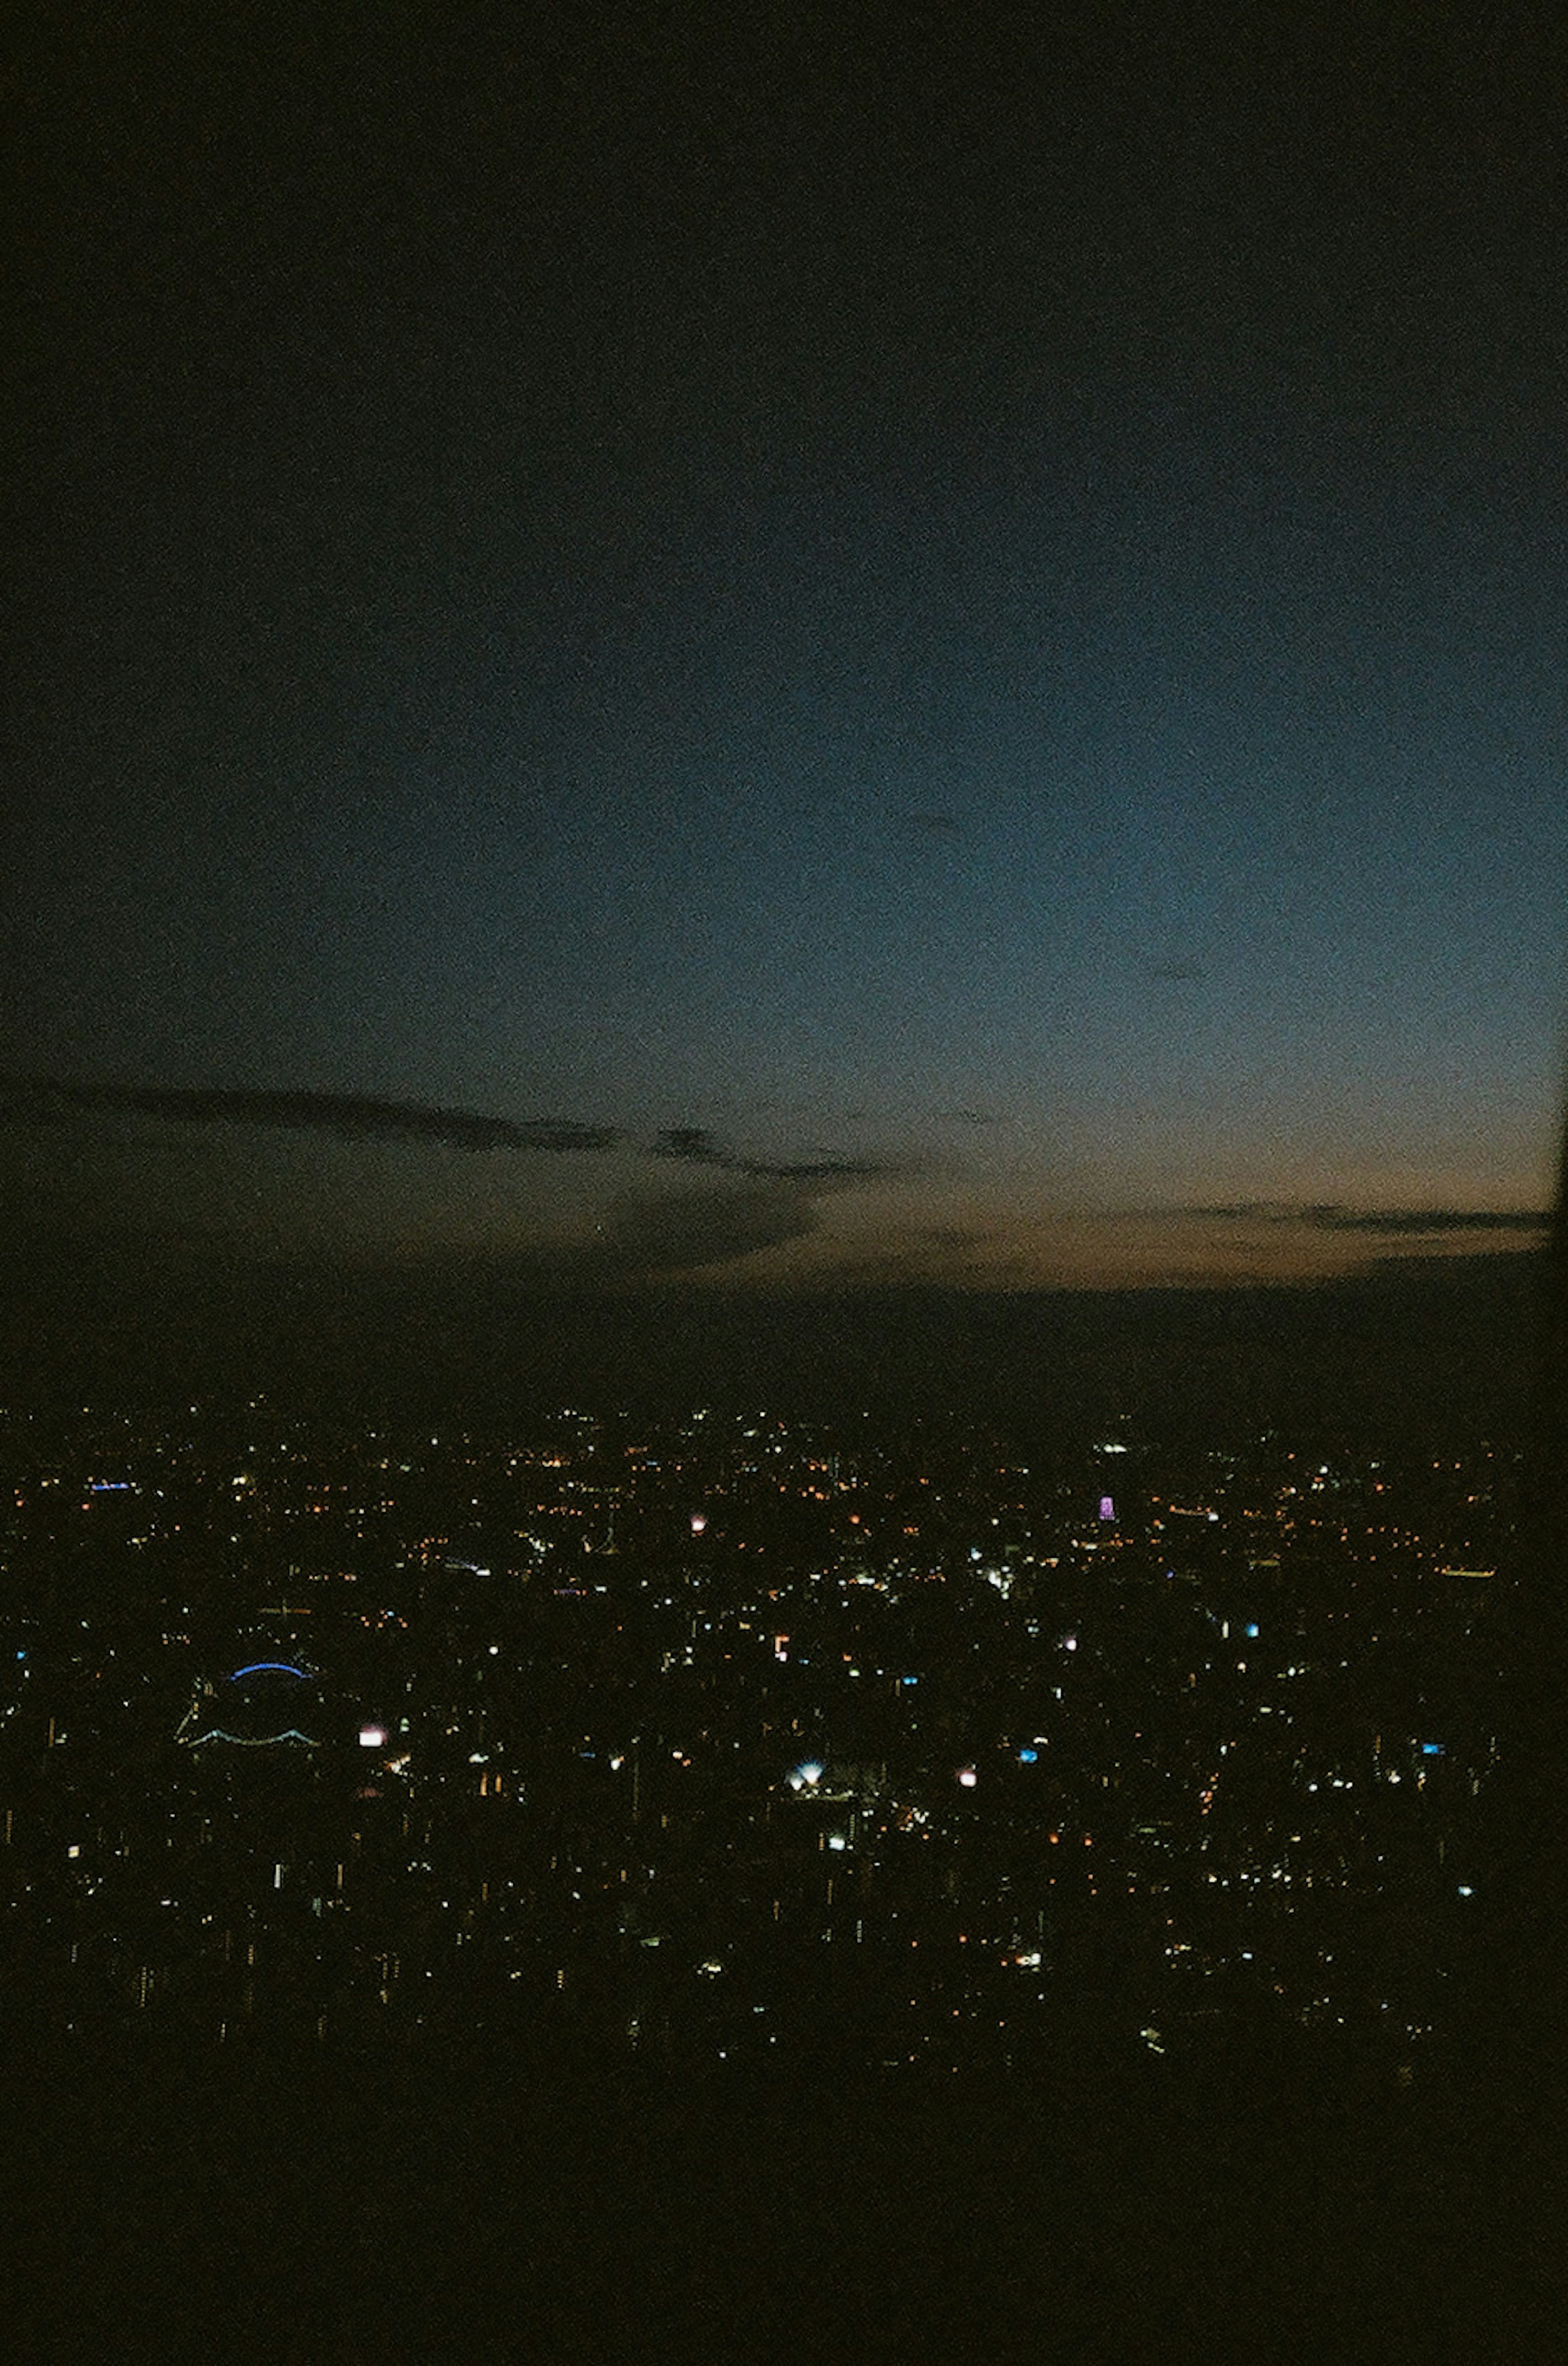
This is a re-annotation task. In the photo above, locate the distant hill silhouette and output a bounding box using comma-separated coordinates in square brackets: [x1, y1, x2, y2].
[1, 1227, 1544, 1445]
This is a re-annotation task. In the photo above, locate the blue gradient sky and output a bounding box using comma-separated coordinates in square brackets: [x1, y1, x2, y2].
[8, 5, 1565, 1304]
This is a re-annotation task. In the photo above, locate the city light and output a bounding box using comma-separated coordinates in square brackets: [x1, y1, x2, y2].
[1, 1397, 1512, 2070]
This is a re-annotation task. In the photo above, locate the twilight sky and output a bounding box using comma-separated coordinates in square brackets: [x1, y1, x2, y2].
[8, 3, 1566, 1335]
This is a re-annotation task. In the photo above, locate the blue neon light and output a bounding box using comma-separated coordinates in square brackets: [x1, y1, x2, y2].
[227, 1661, 310, 1682]
[1018, 1748, 1038, 1763]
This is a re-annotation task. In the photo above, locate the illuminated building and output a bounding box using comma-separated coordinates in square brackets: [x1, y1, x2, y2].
[176, 1660, 321, 1749]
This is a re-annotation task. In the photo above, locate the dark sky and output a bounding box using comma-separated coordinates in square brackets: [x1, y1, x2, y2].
[8, 2, 1566, 1375]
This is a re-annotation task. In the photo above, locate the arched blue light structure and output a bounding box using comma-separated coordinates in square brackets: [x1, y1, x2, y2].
[177, 1658, 322, 1749]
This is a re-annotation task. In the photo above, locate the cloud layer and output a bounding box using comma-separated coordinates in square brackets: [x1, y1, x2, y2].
[4, 1077, 1548, 1294]
[649, 1126, 892, 1183]
[2, 1079, 617, 1155]
[1194, 1200, 1549, 1238]
[0, 1076, 898, 1286]
[2, 1079, 897, 1185]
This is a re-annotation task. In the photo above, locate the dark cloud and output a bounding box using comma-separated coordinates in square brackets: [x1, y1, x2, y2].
[742, 1156, 887, 1182]
[1147, 963, 1207, 984]
[2, 1084, 895, 1185]
[650, 1126, 728, 1165]
[0, 1078, 618, 1155]
[1190, 1202, 1342, 1225]
[649, 1124, 893, 1183]
[903, 812, 964, 838]
[1315, 1207, 1550, 1236]
[1192, 1199, 1548, 1236]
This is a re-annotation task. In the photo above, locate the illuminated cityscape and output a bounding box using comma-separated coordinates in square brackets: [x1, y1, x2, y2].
[11, 0, 1568, 2344]
[2, 1394, 1515, 2077]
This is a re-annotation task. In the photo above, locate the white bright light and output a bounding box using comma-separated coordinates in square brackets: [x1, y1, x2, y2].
[359, 1724, 388, 1748]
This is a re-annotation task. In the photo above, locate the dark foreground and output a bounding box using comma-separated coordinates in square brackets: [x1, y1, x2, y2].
[4, 2027, 1565, 2364]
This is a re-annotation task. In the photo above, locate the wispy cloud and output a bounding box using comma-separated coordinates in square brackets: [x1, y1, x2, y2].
[1, 1078, 619, 1155]
[1313, 1207, 1548, 1236]
[2, 1080, 904, 1185]
[648, 1125, 893, 1182]
[1191, 1198, 1548, 1236]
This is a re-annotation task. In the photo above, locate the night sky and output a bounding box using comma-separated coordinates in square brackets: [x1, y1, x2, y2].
[8, 4, 1567, 1397]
